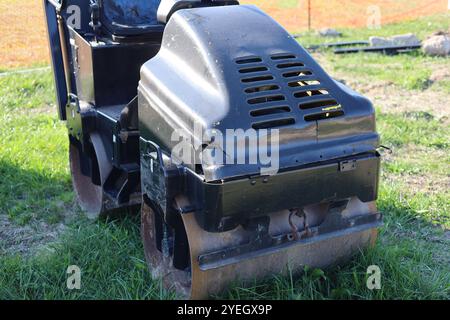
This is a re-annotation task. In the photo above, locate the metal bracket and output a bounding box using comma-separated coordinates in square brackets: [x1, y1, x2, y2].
[340, 160, 357, 172]
[89, 0, 102, 39]
[48, 0, 63, 12]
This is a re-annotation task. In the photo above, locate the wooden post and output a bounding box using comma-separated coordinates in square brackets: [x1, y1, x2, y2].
[308, 0, 311, 31]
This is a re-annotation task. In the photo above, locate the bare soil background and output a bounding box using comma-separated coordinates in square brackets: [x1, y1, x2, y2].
[0, 0, 448, 69]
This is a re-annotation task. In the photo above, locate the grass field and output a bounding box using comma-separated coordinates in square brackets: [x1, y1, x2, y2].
[0, 13, 449, 299]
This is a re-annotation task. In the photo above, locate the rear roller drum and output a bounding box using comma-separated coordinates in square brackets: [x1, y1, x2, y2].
[69, 133, 112, 219]
[141, 197, 379, 299]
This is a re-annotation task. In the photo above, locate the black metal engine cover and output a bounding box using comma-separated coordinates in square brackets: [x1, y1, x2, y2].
[138, 4, 380, 232]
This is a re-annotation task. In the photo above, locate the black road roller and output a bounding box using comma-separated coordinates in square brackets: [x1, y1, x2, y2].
[43, 0, 382, 299]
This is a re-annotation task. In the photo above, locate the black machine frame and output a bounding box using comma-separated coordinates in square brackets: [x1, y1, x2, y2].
[44, 0, 382, 283]
[44, 0, 165, 213]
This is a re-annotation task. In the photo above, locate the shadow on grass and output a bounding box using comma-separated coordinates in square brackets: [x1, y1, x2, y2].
[0, 159, 174, 300]
[0, 160, 73, 224]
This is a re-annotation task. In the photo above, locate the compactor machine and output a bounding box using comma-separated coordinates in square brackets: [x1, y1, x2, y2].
[44, 0, 382, 299]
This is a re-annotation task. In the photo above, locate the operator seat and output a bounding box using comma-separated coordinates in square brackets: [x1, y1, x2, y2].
[100, 0, 239, 41]
[100, 0, 165, 42]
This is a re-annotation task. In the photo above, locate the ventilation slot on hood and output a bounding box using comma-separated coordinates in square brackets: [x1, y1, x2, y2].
[239, 66, 269, 74]
[252, 118, 295, 130]
[304, 110, 344, 122]
[289, 80, 321, 88]
[241, 75, 274, 83]
[245, 85, 280, 94]
[277, 62, 305, 69]
[248, 95, 285, 105]
[294, 88, 329, 97]
[299, 98, 339, 110]
[271, 54, 296, 60]
[236, 57, 262, 64]
[283, 70, 313, 78]
[250, 106, 291, 117]
[300, 98, 344, 122]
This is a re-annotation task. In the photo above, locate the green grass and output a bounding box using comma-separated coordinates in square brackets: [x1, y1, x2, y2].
[377, 111, 449, 149]
[0, 70, 54, 112]
[0, 70, 72, 225]
[327, 52, 440, 90]
[0, 15, 449, 300]
[0, 216, 174, 300]
[296, 13, 450, 91]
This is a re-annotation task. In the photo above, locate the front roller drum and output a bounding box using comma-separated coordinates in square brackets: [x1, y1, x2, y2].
[141, 197, 380, 299]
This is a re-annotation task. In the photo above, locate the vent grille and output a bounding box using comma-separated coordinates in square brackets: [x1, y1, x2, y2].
[236, 55, 293, 129]
[274, 52, 344, 122]
[236, 53, 344, 129]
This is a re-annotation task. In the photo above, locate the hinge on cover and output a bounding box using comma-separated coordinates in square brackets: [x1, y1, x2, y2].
[377, 145, 393, 154]
[339, 160, 357, 172]
[89, 0, 102, 40]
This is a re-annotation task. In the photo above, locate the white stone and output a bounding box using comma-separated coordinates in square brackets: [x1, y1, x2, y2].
[422, 35, 450, 57]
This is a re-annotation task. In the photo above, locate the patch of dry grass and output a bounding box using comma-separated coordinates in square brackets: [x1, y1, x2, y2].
[0, 0, 48, 69]
[0, 215, 65, 256]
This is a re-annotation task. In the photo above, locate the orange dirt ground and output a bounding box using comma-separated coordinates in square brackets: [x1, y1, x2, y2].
[0, 0, 448, 69]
